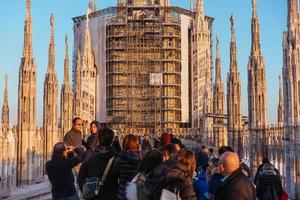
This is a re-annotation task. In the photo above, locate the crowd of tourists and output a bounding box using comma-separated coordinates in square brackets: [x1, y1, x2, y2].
[45, 117, 288, 200]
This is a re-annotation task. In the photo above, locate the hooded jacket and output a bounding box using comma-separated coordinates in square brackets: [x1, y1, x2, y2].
[77, 145, 118, 200]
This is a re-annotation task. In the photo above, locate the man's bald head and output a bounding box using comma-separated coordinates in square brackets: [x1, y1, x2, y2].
[219, 152, 240, 176]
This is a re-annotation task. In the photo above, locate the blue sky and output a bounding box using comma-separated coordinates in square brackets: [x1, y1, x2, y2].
[0, 0, 287, 125]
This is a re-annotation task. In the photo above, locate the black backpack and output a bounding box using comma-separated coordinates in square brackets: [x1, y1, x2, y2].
[257, 166, 281, 200]
[260, 184, 279, 200]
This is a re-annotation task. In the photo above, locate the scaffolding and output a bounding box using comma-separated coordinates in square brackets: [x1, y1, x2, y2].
[106, 4, 182, 130]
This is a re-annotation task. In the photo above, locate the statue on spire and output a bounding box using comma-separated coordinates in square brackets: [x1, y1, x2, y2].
[23, 0, 33, 58]
[230, 14, 235, 37]
[50, 13, 55, 45]
[26, 0, 31, 19]
[252, 0, 257, 18]
[216, 35, 220, 60]
[93, 0, 97, 11]
[88, 0, 93, 12]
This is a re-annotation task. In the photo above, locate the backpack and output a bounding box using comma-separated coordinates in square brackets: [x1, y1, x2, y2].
[260, 185, 279, 200]
[257, 164, 281, 200]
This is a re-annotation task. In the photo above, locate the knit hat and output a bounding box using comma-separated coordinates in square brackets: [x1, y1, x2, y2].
[160, 132, 171, 146]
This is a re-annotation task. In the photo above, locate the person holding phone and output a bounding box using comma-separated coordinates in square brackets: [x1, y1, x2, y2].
[46, 142, 83, 200]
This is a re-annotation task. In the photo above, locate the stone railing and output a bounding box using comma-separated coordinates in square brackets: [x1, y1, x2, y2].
[2, 180, 51, 200]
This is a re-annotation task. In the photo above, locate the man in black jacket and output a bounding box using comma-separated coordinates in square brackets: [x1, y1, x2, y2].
[215, 152, 255, 200]
[77, 128, 118, 200]
[46, 142, 83, 200]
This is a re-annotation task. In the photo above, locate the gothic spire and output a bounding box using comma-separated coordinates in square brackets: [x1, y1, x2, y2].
[23, 0, 33, 58]
[88, 0, 93, 12]
[48, 13, 55, 73]
[2, 75, 9, 125]
[215, 35, 222, 84]
[84, 10, 91, 53]
[194, 0, 204, 19]
[74, 49, 82, 117]
[64, 34, 70, 84]
[17, 0, 38, 186]
[230, 14, 238, 73]
[82, 10, 93, 67]
[279, 76, 283, 104]
[278, 75, 284, 123]
[251, 0, 261, 55]
[75, 49, 82, 87]
[288, 0, 300, 29]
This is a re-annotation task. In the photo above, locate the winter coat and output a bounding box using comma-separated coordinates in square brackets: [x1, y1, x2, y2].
[256, 174, 283, 200]
[215, 168, 256, 200]
[86, 134, 99, 151]
[115, 150, 142, 185]
[147, 161, 197, 200]
[77, 145, 118, 200]
[114, 150, 142, 200]
[82, 134, 99, 162]
[194, 169, 208, 200]
[46, 155, 81, 199]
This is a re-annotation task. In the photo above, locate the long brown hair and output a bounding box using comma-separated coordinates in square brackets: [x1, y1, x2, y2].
[122, 134, 140, 151]
[176, 149, 196, 177]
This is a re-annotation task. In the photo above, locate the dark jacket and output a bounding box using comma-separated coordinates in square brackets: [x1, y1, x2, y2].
[196, 152, 209, 170]
[148, 161, 197, 200]
[46, 155, 81, 199]
[114, 150, 142, 200]
[64, 128, 83, 147]
[142, 140, 152, 153]
[114, 150, 142, 185]
[86, 134, 99, 150]
[256, 174, 283, 200]
[77, 145, 118, 200]
[215, 168, 256, 200]
[82, 134, 99, 162]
